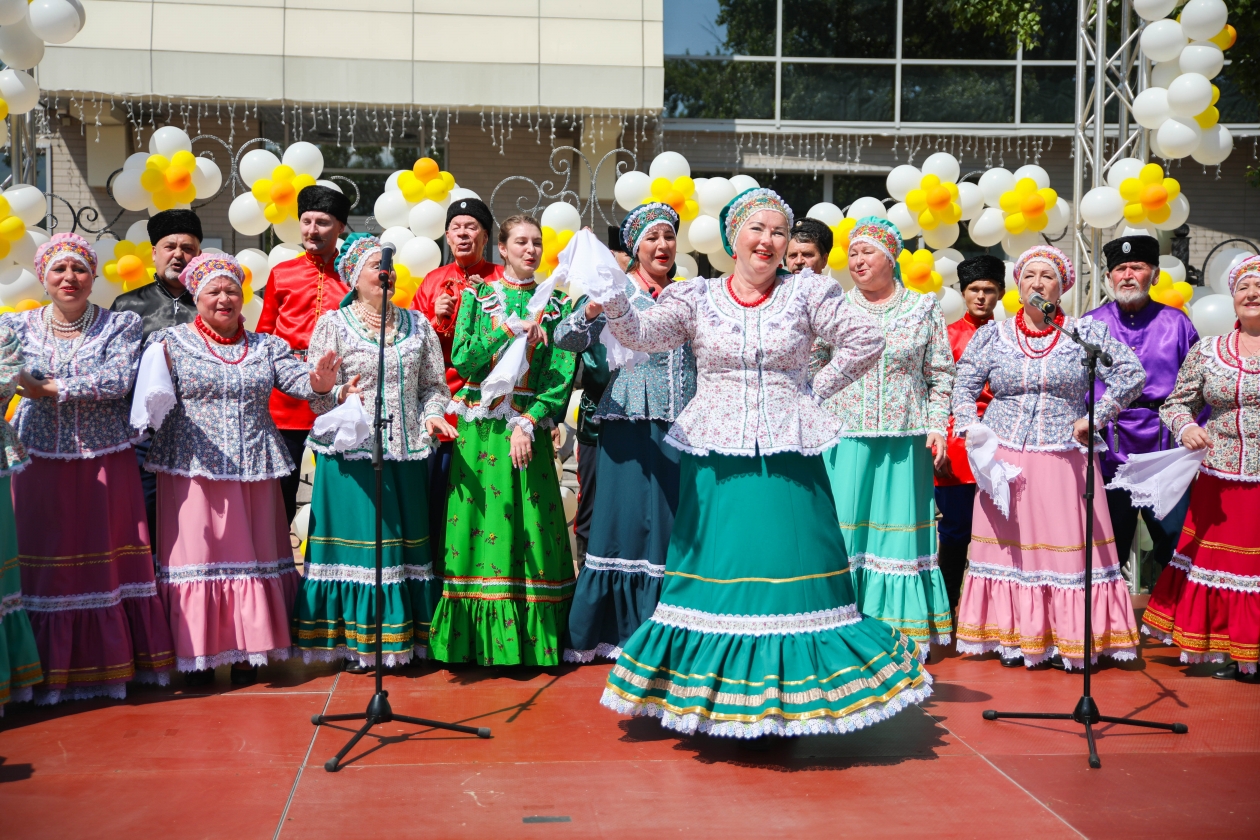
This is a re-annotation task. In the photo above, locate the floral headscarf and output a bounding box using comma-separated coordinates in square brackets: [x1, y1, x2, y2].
[179, 253, 244, 300]
[1227, 255, 1260, 295]
[848, 217, 902, 268]
[336, 233, 383, 290]
[35, 233, 98, 285]
[1014, 245, 1076, 293]
[718, 188, 793, 257]
[620, 202, 679, 268]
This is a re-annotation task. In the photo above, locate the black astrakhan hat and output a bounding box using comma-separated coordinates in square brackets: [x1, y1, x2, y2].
[297, 185, 351, 225]
[1103, 235, 1159, 271]
[790, 217, 833, 255]
[445, 197, 494, 234]
[147, 209, 202, 244]
[957, 254, 1007, 292]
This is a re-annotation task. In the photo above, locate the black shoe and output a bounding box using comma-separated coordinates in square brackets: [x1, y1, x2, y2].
[343, 659, 374, 675]
[999, 655, 1025, 668]
[1049, 654, 1065, 671]
[230, 665, 259, 686]
[1212, 663, 1238, 681]
[184, 669, 215, 687]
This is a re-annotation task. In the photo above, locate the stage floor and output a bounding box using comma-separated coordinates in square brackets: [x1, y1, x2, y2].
[1, 622, 1256, 839]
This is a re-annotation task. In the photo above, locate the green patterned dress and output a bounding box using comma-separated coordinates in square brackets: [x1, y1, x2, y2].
[428, 276, 577, 665]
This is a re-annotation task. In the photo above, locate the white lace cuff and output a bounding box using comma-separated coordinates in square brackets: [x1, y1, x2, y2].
[507, 415, 535, 440]
[505, 314, 531, 336]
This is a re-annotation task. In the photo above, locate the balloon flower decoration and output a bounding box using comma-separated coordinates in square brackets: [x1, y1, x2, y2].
[827, 217, 858, 273]
[0, 0, 87, 71]
[649, 175, 699, 222]
[397, 157, 454, 204]
[0, 68, 41, 145]
[228, 141, 327, 245]
[1000, 178, 1059, 235]
[886, 153, 979, 250]
[1149, 271, 1194, 315]
[101, 239, 156, 292]
[1119, 163, 1181, 225]
[0, 184, 53, 311]
[899, 249, 943, 295]
[114, 127, 223, 216]
[372, 155, 473, 241]
[1078, 157, 1190, 232]
[536, 201, 582, 280]
[968, 164, 1070, 258]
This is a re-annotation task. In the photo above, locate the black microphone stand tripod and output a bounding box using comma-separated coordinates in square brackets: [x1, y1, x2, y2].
[312, 252, 491, 772]
[981, 298, 1186, 769]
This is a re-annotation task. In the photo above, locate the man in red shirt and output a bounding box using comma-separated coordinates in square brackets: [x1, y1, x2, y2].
[934, 254, 1004, 618]
[411, 197, 503, 559]
[256, 184, 352, 522]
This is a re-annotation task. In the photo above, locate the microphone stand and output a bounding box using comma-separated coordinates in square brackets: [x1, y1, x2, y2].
[982, 303, 1186, 769]
[312, 259, 491, 772]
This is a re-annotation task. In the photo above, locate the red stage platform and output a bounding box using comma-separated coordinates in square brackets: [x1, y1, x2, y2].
[1, 626, 1256, 839]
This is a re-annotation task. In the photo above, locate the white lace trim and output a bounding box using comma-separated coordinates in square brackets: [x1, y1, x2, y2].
[1186, 565, 1260, 594]
[27, 437, 142, 461]
[35, 683, 130, 705]
[583, 555, 666, 578]
[2, 685, 33, 711]
[1168, 553, 1192, 573]
[146, 464, 292, 481]
[1141, 624, 1175, 645]
[649, 603, 862, 636]
[447, 398, 555, 429]
[158, 558, 297, 584]
[836, 428, 948, 439]
[664, 432, 842, 459]
[598, 682, 932, 739]
[23, 582, 158, 612]
[302, 563, 436, 586]
[300, 644, 427, 669]
[965, 560, 1124, 590]
[132, 669, 172, 686]
[563, 642, 622, 663]
[1198, 465, 1260, 482]
[305, 440, 434, 462]
[848, 552, 940, 577]
[176, 646, 295, 672]
[0, 458, 30, 478]
[955, 639, 1137, 670]
[507, 415, 535, 440]
[0, 591, 24, 619]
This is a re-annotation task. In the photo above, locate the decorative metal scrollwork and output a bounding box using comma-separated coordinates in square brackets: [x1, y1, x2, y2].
[491, 145, 636, 232]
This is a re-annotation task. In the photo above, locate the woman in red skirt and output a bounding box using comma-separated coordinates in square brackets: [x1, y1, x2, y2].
[1143, 255, 1260, 683]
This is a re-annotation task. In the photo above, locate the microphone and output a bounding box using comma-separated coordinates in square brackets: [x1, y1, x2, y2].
[1027, 292, 1057, 319]
[379, 243, 396, 276]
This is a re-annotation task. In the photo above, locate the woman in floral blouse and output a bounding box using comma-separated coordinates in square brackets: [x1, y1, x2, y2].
[427, 215, 577, 666]
[555, 202, 697, 663]
[4, 233, 173, 704]
[817, 217, 955, 660]
[953, 245, 1144, 670]
[587, 188, 931, 739]
[1143, 256, 1260, 683]
[294, 235, 454, 669]
[145, 254, 341, 686]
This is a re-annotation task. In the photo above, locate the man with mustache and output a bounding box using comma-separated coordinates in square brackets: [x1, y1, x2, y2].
[1087, 234, 1200, 580]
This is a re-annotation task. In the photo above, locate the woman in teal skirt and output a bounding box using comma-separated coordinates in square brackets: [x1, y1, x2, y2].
[583, 189, 932, 738]
[295, 234, 455, 667]
[816, 218, 955, 659]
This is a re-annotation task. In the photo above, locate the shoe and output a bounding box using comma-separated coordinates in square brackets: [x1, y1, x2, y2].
[1238, 668, 1260, 685]
[1212, 663, 1238, 681]
[184, 669, 215, 687]
[230, 665, 259, 686]
[1049, 654, 1065, 671]
[343, 659, 374, 675]
[999, 655, 1025, 668]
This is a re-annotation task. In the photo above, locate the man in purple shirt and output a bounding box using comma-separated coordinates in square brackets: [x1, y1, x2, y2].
[1088, 234, 1200, 578]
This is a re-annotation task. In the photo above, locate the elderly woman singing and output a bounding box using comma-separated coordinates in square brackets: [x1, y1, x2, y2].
[142, 254, 342, 686]
[3, 233, 174, 704]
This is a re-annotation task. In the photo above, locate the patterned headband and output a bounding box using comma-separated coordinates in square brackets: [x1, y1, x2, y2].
[336, 233, 383, 288]
[620, 202, 679, 260]
[1014, 245, 1076, 293]
[848, 217, 902, 267]
[180, 253, 245, 300]
[719, 188, 794, 257]
[1227, 255, 1260, 295]
[35, 233, 98, 285]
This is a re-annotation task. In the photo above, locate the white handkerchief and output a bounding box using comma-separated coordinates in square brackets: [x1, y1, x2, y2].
[965, 424, 1023, 519]
[130, 342, 176, 432]
[311, 393, 372, 452]
[551, 229, 648, 370]
[1106, 446, 1206, 520]
[479, 275, 559, 403]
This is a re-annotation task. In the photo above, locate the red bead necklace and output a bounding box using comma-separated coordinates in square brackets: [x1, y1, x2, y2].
[726, 275, 775, 308]
[1014, 308, 1063, 359]
[195, 315, 249, 364]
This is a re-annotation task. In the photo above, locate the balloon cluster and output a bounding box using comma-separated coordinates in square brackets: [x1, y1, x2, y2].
[372, 155, 476, 294]
[396, 158, 454, 205]
[886, 154, 980, 249]
[1184, 247, 1255, 338]
[1135, 0, 1235, 164]
[0, 185, 52, 312]
[536, 202, 581, 280]
[899, 249, 943, 295]
[115, 127, 224, 216]
[648, 175, 700, 222]
[999, 179, 1058, 235]
[804, 197, 887, 283]
[228, 141, 327, 245]
[102, 239, 155, 292]
[0, 0, 85, 71]
[1079, 158, 1190, 232]
[968, 164, 1070, 257]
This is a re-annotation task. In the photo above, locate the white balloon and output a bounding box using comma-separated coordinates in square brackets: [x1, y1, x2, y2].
[7, 229, 39, 269]
[1191, 293, 1237, 337]
[648, 151, 690, 181]
[847, 196, 888, 221]
[314, 179, 343, 196]
[675, 219, 692, 254]
[697, 177, 737, 218]
[1131, 88, 1171, 130]
[112, 171, 150, 213]
[1167, 72, 1213, 117]
[1180, 43, 1224, 80]
[87, 278, 122, 308]
[728, 174, 760, 193]
[978, 168, 1015, 207]
[938, 285, 966, 324]
[407, 199, 446, 240]
[1207, 248, 1252, 295]
[124, 220, 150, 243]
[28, 0, 82, 44]
[1160, 256, 1187, 284]
[1106, 158, 1146, 188]
[398, 236, 442, 278]
[934, 248, 965, 285]
[1156, 115, 1203, 159]
[373, 190, 411, 230]
[282, 141, 324, 179]
[1044, 198, 1071, 238]
[708, 249, 735, 273]
[674, 252, 698, 279]
[191, 157, 222, 198]
[273, 216, 302, 246]
[1192, 123, 1234, 166]
[956, 182, 984, 221]
[806, 202, 843, 227]
[1180, 0, 1228, 41]
[92, 236, 118, 274]
[235, 248, 270, 289]
[1153, 194, 1190, 231]
[614, 171, 652, 212]
[241, 298, 264, 332]
[448, 187, 480, 203]
[886, 165, 922, 202]
[1012, 164, 1050, 189]
[239, 149, 281, 187]
[229, 193, 271, 236]
[968, 207, 1007, 247]
[0, 0, 27, 26]
[0, 69, 39, 115]
[4, 185, 45, 226]
[540, 202, 581, 233]
[268, 243, 301, 270]
[1079, 186, 1125, 228]
[1141, 19, 1187, 63]
[1151, 60, 1183, 89]
[886, 202, 921, 239]
[688, 214, 723, 255]
[147, 126, 192, 159]
[1133, 0, 1177, 21]
[379, 226, 416, 252]
[922, 223, 960, 250]
[67, 0, 85, 28]
[123, 152, 149, 171]
[1003, 230, 1042, 258]
[0, 19, 45, 71]
[0, 266, 42, 306]
[384, 170, 403, 194]
[921, 152, 961, 184]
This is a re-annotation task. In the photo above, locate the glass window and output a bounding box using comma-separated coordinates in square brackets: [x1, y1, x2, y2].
[664, 0, 776, 58]
[901, 0, 1015, 60]
[1023, 0, 1077, 61]
[1217, 74, 1260, 123]
[781, 64, 896, 121]
[1020, 66, 1075, 123]
[664, 58, 775, 119]
[781, 0, 897, 59]
[901, 66, 1016, 122]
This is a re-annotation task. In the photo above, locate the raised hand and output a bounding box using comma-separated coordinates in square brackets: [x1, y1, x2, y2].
[310, 350, 342, 395]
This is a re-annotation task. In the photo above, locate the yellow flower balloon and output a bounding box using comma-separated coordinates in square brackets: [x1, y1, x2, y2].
[537, 226, 575, 279]
[104, 239, 156, 290]
[397, 157, 455, 204]
[649, 176, 699, 222]
[1001, 288, 1022, 315]
[251, 163, 317, 225]
[140, 150, 200, 211]
[904, 174, 961, 231]
[1118, 163, 1179, 225]
[999, 178, 1058, 235]
[902, 248, 942, 294]
[826, 218, 859, 271]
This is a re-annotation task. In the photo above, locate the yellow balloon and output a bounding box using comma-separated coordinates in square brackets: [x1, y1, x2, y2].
[0, 197, 9, 217]
[271, 164, 296, 182]
[0, 240, 10, 260]
[673, 176, 695, 196]
[171, 150, 197, 171]
[1002, 288, 1021, 314]
[146, 154, 170, 172]
[264, 203, 286, 224]
[0, 216, 24, 242]
[424, 180, 448, 201]
[252, 178, 272, 202]
[0, 99, 8, 121]
[1193, 106, 1219, 129]
[140, 168, 166, 192]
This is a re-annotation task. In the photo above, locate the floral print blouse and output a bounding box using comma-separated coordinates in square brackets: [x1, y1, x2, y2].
[554, 277, 697, 422]
[953, 315, 1144, 452]
[816, 287, 954, 437]
[449, 277, 576, 429]
[306, 305, 449, 461]
[1160, 332, 1260, 481]
[603, 271, 885, 457]
[0, 324, 29, 476]
[2, 307, 142, 460]
[145, 323, 318, 481]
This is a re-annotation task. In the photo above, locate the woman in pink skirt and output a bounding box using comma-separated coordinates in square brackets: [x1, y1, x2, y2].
[952, 246, 1145, 669]
[144, 254, 342, 686]
[3, 233, 174, 704]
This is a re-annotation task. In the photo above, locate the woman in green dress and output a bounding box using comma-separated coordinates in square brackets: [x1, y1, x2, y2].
[295, 234, 455, 667]
[428, 215, 577, 666]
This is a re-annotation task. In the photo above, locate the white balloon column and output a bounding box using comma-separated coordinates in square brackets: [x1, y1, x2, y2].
[0, 0, 85, 70]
